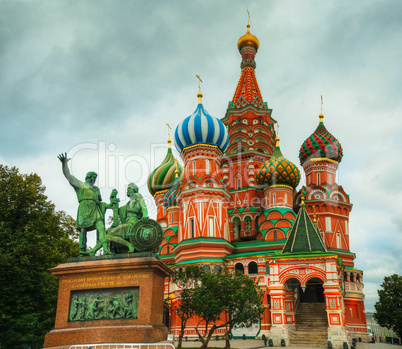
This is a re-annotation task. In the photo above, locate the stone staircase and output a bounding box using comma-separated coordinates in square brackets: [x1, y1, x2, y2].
[289, 302, 328, 348]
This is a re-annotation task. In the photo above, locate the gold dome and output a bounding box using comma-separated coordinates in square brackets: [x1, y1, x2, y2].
[237, 24, 259, 52]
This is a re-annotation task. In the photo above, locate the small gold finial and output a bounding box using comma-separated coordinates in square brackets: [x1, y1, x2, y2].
[300, 191, 305, 206]
[196, 74, 203, 104]
[275, 122, 280, 148]
[319, 95, 324, 122]
[166, 123, 172, 148]
[174, 159, 179, 178]
[313, 205, 317, 222]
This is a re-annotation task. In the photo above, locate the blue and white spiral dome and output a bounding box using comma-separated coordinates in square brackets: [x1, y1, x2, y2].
[174, 102, 229, 153]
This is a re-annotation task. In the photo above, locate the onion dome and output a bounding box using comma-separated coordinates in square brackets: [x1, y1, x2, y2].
[256, 137, 301, 189]
[299, 113, 343, 165]
[163, 174, 179, 209]
[237, 24, 259, 52]
[174, 92, 229, 154]
[147, 142, 182, 196]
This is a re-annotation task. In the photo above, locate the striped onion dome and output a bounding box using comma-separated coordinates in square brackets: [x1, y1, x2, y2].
[174, 101, 229, 153]
[147, 146, 182, 196]
[256, 138, 301, 189]
[163, 177, 179, 208]
[299, 113, 343, 165]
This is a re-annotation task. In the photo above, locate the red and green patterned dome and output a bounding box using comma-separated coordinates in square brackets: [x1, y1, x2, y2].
[299, 114, 343, 165]
[256, 139, 301, 189]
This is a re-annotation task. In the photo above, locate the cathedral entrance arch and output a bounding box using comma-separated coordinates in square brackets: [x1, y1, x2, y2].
[300, 277, 325, 303]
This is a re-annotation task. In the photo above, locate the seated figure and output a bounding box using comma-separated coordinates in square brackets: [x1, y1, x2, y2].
[106, 183, 148, 253]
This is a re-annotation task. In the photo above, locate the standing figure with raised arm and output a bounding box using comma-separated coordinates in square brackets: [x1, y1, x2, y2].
[58, 152, 111, 255]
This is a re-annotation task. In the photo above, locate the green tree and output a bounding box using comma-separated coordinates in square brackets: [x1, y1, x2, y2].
[171, 266, 205, 348]
[374, 274, 402, 338]
[192, 269, 265, 349]
[0, 165, 80, 349]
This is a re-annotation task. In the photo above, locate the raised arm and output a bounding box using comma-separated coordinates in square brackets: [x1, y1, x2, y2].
[57, 152, 80, 187]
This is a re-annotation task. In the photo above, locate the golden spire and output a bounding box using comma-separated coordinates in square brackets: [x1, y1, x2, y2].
[196, 74, 203, 104]
[166, 123, 172, 148]
[319, 95, 324, 123]
[313, 205, 317, 222]
[300, 191, 305, 206]
[275, 122, 280, 148]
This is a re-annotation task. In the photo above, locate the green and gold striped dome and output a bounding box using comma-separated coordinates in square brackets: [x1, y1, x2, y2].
[256, 138, 300, 189]
[147, 145, 182, 196]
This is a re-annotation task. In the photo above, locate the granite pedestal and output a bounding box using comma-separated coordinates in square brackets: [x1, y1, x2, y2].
[44, 254, 171, 348]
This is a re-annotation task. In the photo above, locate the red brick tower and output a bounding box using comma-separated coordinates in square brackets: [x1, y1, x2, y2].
[221, 24, 277, 241]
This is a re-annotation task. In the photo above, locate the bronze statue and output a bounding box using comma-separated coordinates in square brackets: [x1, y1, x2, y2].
[58, 152, 111, 255]
[106, 183, 149, 253]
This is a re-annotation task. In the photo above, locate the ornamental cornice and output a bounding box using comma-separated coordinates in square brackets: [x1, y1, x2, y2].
[153, 189, 168, 197]
[264, 184, 293, 191]
[183, 143, 219, 151]
[303, 157, 339, 166]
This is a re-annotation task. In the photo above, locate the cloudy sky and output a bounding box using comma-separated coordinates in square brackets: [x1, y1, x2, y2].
[1, 0, 401, 311]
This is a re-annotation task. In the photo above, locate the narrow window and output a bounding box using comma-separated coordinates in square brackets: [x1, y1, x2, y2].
[273, 193, 276, 205]
[273, 231, 277, 240]
[206, 159, 210, 175]
[192, 161, 196, 176]
[190, 218, 195, 238]
[237, 177, 241, 190]
[171, 213, 174, 223]
[325, 217, 331, 232]
[209, 217, 214, 237]
[336, 233, 341, 249]
[317, 173, 320, 185]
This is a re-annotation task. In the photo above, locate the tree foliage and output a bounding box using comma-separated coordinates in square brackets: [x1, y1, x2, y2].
[0, 165, 80, 349]
[170, 266, 205, 348]
[374, 274, 402, 338]
[191, 268, 265, 349]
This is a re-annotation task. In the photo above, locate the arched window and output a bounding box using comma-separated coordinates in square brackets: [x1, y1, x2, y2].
[273, 231, 278, 240]
[235, 263, 244, 274]
[317, 172, 321, 185]
[248, 261, 258, 274]
[244, 216, 252, 230]
[237, 177, 241, 190]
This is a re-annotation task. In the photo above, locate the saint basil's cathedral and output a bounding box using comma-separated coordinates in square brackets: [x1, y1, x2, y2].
[147, 24, 369, 347]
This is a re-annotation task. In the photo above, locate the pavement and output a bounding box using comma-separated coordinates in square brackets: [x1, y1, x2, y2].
[177, 339, 400, 349]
